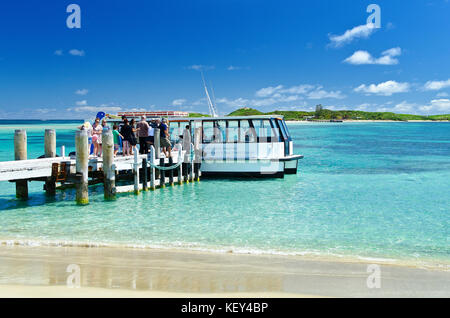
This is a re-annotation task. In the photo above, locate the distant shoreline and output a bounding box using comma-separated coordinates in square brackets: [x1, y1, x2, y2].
[286, 119, 450, 124]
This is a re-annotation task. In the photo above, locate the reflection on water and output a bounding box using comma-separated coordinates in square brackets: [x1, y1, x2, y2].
[0, 246, 283, 293]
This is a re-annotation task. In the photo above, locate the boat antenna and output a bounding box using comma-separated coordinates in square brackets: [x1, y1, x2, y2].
[201, 71, 218, 118]
[209, 78, 217, 109]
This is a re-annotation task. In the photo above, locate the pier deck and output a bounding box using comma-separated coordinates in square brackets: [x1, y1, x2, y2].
[0, 153, 181, 182]
[1, 127, 202, 203]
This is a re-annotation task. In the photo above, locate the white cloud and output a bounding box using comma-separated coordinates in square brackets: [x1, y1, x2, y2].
[76, 100, 87, 106]
[280, 85, 314, 95]
[227, 65, 241, 71]
[371, 99, 450, 115]
[172, 99, 186, 106]
[215, 83, 344, 111]
[356, 103, 374, 111]
[255, 85, 284, 97]
[423, 79, 450, 91]
[307, 88, 346, 100]
[255, 84, 343, 100]
[75, 89, 89, 95]
[69, 106, 122, 113]
[436, 92, 449, 97]
[216, 97, 250, 108]
[36, 108, 57, 114]
[386, 22, 395, 30]
[187, 64, 214, 71]
[69, 49, 85, 56]
[382, 47, 401, 57]
[392, 101, 415, 113]
[54, 50, 63, 56]
[419, 99, 450, 113]
[354, 80, 410, 96]
[344, 47, 401, 65]
[328, 23, 377, 48]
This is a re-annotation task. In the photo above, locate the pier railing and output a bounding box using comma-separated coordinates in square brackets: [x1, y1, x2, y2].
[0, 128, 201, 204]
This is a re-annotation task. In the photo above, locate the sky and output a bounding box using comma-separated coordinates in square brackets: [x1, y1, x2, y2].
[0, 0, 449, 119]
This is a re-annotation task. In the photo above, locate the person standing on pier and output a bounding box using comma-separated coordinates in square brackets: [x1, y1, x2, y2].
[92, 118, 103, 157]
[160, 118, 172, 158]
[137, 115, 150, 154]
[97, 118, 108, 157]
[129, 119, 138, 155]
[147, 121, 155, 148]
[112, 124, 123, 156]
[120, 118, 133, 156]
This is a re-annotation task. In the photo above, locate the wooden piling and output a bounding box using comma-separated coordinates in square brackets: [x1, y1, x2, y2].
[183, 163, 189, 183]
[182, 128, 191, 183]
[160, 158, 165, 188]
[149, 146, 156, 190]
[154, 128, 161, 159]
[189, 158, 194, 182]
[102, 129, 116, 200]
[133, 147, 140, 194]
[154, 128, 160, 179]
[193, 127, 202, 182]
[14, 130, 28, 199]
[142, 158, 148, 191]
[44, 129, 56, 158]
[75, 130, 89, 205]
[178, 149, 183, 185]
[44, 129, 57, 195]
[168, 157, 174, 186]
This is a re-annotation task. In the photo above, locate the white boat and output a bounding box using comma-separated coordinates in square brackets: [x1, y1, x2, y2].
[168, 115, 303, 178]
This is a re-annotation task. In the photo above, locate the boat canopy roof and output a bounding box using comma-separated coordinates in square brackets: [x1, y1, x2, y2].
[169, 115, 285, 122]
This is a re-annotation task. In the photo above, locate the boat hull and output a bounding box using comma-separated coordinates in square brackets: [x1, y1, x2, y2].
[200, 155, 303, 178]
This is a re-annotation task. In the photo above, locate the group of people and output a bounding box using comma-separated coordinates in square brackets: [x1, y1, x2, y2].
[79, 115, 172, 158]
[79, 117, 109, 157]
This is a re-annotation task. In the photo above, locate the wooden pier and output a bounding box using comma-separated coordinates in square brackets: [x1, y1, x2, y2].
[0, 128, 200, 204]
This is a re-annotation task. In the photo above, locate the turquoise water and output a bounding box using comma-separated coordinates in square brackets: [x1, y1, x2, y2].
[0, 120, 449, 266]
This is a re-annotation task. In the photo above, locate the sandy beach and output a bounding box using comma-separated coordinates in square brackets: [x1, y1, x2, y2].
[0, 245, 448, 298]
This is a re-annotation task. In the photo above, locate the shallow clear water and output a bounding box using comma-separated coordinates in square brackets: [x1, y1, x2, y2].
[0, 120, 449, 265]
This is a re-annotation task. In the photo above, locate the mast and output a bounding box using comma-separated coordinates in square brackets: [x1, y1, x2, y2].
[201, 71, 218, 118]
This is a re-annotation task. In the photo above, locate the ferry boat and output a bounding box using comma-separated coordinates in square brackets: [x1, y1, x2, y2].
[169, 115, 303, 178]
[105, 112, 303, 178]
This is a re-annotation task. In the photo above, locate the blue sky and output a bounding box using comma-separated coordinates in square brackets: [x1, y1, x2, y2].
[0, 0, 449, 119]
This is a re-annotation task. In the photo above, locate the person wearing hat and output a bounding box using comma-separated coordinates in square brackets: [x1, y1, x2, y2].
[137, 115, 150, 154]
[159, 118, 171, 157]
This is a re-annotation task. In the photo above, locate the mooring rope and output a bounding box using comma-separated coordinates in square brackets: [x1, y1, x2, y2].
[146, 145, 195, 171]
[147, 160, 183, 171]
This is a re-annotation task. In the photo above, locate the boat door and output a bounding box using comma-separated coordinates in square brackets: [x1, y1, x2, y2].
[275, 118, 292, 156]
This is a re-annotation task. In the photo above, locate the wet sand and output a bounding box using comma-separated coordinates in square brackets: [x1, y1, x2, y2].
[0, 245, 448, 297]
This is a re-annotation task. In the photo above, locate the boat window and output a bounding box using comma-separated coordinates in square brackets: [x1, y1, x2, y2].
[280, 119, 291, 138]
[240, 120, 256, 143]
[213, 120, 226, 143]
[202, 121, 215, 143]
[269, 119, 281, 142]
[226, 120, 239, 143]
[169, 121, 182, 143]
[251, 119, 275, 142]
[276, 119, 288, 141]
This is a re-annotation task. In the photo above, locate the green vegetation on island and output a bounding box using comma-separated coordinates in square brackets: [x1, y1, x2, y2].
[226, 106, 450, 121]
[188, 112, 211, 118]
